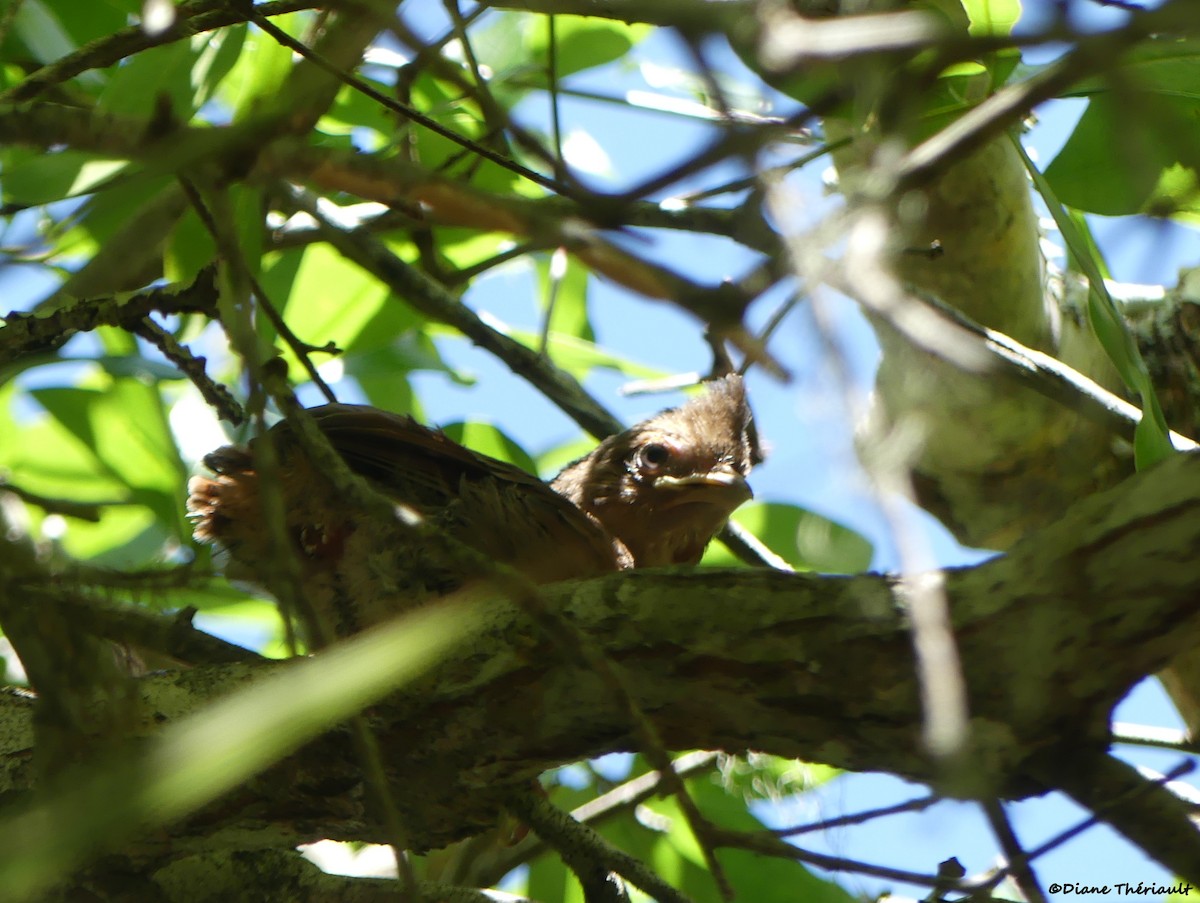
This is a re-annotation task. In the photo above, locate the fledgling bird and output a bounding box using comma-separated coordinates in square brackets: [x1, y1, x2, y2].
[552, 374, 759, 567]
[187, 375, 758, 632]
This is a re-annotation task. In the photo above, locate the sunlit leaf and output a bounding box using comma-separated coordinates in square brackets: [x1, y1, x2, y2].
[442, 420, 538, 473]
[259, 244, 391, 380]
[640, 777, 857, 903]
[703, 502, 873, 574]
[0, 153, 132, 206]
[31, 379, 187, 534]
[1045, 95, 1200, 216]
[504, 327, 665, 381]
[961, 0, 1020, 36]
[219, 14, 304, 121]
[1018, 138, 1174, 466]
[0, 597, 476, 901]
[525, 15, 652, 79]
[535, 250, 595, 342]
[97, 29, 244, 121]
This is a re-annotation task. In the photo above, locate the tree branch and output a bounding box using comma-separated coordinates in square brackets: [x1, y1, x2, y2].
[2, 451, 1200, 876]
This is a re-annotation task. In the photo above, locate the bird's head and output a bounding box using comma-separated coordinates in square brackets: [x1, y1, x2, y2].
[552, 375, 760, 567]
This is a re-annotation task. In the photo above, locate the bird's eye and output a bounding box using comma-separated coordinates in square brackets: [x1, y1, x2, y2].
[638, 443, 671, 471]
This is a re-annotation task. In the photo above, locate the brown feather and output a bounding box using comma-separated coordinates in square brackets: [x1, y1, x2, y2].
[188, 378, 758, 632]
[188, 405, 620, 592]
[551, 374, 758, 566]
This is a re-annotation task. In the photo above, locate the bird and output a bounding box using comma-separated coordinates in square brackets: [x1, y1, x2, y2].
[187, 375, 758, 633]
[552, 374, 759, 567]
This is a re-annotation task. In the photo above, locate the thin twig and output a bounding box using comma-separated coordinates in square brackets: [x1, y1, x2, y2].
[981, 799, 1046, 903]
[707, 824, 977, 891]
[900, 286, 1198, 451]
[0, 266, 219, 367]
[249, 8, 565, 195]
[0, 480, 106, 522]
[774, 792, 940, 836]
[0, 0, 317, 104]
[132, 316, 245, 424]
[509, 790, 695, 903]
[177, 178, 338, 405]
[473, 752, 721, 887]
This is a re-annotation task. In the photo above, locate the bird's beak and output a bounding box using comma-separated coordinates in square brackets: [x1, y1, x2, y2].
[654, 467, 752, 508]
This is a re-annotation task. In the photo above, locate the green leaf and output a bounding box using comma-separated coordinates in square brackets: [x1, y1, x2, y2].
[536, 436, 595, 479]
[536, 251, 595, 342]
[1044, 95, 1196, 215]
[638, 776, 857, 903]
[166, 183, 261, 285]
[0, 152, 132, 206]
[1065, 38, 1200, 102]
[1017, 137, 1174, 466]
[702, 503, 873, 574]
[436, 228, 515, 271]
[961, 0, 1021, 36]
[0, 597, 476, 901]
[0, 385, 169, 562]
[219, 15, 304, 121]
[320, 75, 399, 151]
[97, 29, 244, 121]
[526, 849, 575, 903]
[53, 175, 174, 264]
[525, 15, 652, 80]
[27, 0, 136, 52]
[441, 421, 538, 473]
[504, 327, 665, 382]
[31, 379, 187, 536]
[259, 244, 390, 380]
[11, 0, 80, 69]
[1047, 39, 1200, 216]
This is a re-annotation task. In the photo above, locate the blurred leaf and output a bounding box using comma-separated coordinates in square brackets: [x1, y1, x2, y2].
[436, 228, 514, 271]
[525, 15, 651, 80]
[0, 388, 167, 561]
[536, 435, 594, 479]
[1048, 40, 1200, 216]
[11, 0, 79, 68]
[93, 356, 190, 382]
[0, 152, 132, 206]
[703, 503, 872, 574]
[0, 394, 126, 503]
[536, 251, 595, 342]
[65, 508, 164, 565]
[97, 29, 244, 121]
[529, 754, 850, 902]
[31, 379, 187, 535]
[506, 328, 664, 382]
[1018, 138, 1174, 466]
[1065, 38, 1200, 101]
[1044, 95, 1200, 215]
[468, 13, 531, 85]
[441, 420, 538, 473]
[260, 244, 390, 380]
[961, 0, 1020, 36]
[527, 851, 573, 903]
[219, 15, 303, 121]
[54, 175, 174, 265]
[320, 76, 397, 149]
[161, 582, 273, 615]
[28, 0, 136, 52]
[635, 776, 856, 903]
[166, 183, 262, 284]
[0, 596, 476, 902]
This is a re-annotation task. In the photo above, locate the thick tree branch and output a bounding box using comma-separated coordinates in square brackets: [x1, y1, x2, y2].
[2, 451, 1200, 876]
